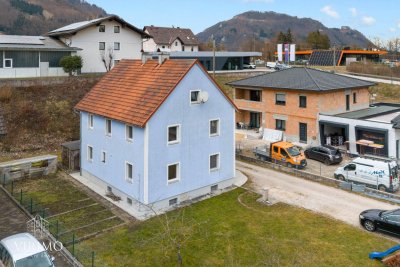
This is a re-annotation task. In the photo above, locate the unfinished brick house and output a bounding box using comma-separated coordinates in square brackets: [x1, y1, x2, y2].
[228, 68, 374, 145]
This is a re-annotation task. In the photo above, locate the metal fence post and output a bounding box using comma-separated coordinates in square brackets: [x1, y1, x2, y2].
[72, 234, 75, 257]
[41, 209, 45, 219]
[11, 181, 14, 195]
[19, 189, 23, 204]
[92, 251, 95, 267]
[2, 175, 5, 187]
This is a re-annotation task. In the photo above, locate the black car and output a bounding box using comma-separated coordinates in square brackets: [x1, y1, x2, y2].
[304, 145, 342, 165]
[360, 209, 400, 235]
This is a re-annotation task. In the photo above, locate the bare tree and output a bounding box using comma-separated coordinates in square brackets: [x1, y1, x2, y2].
[100, 45, 114, 72]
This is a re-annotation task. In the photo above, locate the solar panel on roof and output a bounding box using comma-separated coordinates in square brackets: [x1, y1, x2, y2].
[309, 50, 341, 66]
[0, 35, 44, 45]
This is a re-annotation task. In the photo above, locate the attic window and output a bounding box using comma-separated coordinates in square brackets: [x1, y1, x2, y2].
[99, 25, 105, 32]
[175, 41, 178, 46]
[114, 26, 120, 33]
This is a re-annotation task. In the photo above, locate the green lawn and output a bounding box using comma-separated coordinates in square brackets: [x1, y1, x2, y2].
[80, 188, 393, 267]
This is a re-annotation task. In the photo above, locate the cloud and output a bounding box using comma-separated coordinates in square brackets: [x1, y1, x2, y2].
[242, 0, 274, 3]
[349, 7, 357, 17]
[361, 16, 376, 26]
[390, 28, 396, 33]
[321, 5, 340, 19]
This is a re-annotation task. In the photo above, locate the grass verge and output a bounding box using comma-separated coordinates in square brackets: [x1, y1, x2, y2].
[79, 188, 393, 267]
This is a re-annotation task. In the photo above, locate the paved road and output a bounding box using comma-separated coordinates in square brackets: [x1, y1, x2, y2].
[237, 160, 398, 228]
[339, 73, 400, 85]
[0, 188, 72, 267]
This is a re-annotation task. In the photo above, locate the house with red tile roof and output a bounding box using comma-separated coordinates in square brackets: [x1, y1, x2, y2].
[74, 58, 237, 218]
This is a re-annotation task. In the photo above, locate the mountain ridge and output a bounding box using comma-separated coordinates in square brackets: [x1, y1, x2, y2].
[197, 11, 373, 50]
[0, 0, 107, 35]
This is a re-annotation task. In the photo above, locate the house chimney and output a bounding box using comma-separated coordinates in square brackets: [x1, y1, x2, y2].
[141, 50, 152, 64]
[157, 51, 170, 65]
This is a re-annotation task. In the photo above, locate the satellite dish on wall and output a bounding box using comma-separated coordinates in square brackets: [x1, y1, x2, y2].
[199, 91, 209, 103]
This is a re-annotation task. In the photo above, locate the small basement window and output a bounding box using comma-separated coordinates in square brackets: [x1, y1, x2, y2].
[4, 59, 12, 68]
[211, 185, 218, 192]
[169, 198, 178, 206]
[101, 151, 106, 163]
[353, 92, 357, 103]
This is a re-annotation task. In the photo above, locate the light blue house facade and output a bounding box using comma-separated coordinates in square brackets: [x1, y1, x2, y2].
[76, 58, 236, 216]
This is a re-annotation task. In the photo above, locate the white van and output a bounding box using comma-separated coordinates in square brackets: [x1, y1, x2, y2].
[334, 157, 399, 192]
[0, 233, 54, 267]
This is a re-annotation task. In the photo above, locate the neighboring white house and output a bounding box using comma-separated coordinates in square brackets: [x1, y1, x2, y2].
[74, 57, 239, 219]
[48, 15, 150, 73]
[0, 35, 80, 78]
[319, 103, 400, 159]
[143, 26, 199, 53]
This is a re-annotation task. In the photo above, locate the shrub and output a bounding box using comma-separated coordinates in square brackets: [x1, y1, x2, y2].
[60, 55, 83, 76]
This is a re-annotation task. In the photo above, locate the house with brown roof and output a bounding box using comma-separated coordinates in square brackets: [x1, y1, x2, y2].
[48, 15, 150, 73]
[74, 57, 237, 218]
[143, 26, 199, 53]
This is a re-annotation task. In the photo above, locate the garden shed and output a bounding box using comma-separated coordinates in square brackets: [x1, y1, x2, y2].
[61, 140, 80, 172]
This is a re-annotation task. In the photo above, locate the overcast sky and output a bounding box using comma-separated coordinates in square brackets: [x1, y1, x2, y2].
[86, 0, 400, 41]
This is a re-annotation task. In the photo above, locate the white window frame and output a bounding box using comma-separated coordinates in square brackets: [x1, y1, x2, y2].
[114, 42, 120, 50]
[88, 113, 94, 129]
[209, 153, 220, 172]
[105, 119, 112, 137]
[209, 118, 220, 137]
[190, 90, 201, 104]
[4, 58, 12, 69]
[87, 145, 93, 162]
[126, 124, 133, 142]
[125, 161, 133, 183]
[101, 150, 106, 163]
[167, 162, 180, 184]
[167, 124, 180, 145]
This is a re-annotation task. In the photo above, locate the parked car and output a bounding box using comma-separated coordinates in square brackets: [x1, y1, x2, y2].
[266, 62, 277, 69]
[0, 233, 55, 267]
[334, 157, 399, 192]
[304, 145, 342, 165]
[360, 208, 400, 235]
[274, 63, 291, 71]
[243, 63, 256, 69]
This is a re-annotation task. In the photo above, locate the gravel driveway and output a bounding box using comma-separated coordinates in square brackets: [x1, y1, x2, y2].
[237, 160, 398, 228]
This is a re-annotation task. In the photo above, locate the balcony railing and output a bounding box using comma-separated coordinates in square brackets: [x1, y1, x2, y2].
[234, 99, 263, 111]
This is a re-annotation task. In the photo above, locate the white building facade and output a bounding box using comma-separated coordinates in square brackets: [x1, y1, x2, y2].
[48, 16, 150, 73]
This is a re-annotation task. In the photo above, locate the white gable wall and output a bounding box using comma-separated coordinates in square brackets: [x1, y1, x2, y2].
[61, 20, 143, 73]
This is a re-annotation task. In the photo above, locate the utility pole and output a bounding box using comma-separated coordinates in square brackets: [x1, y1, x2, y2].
[213, 39, 216, 78]
[333, 44, 336, 72]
